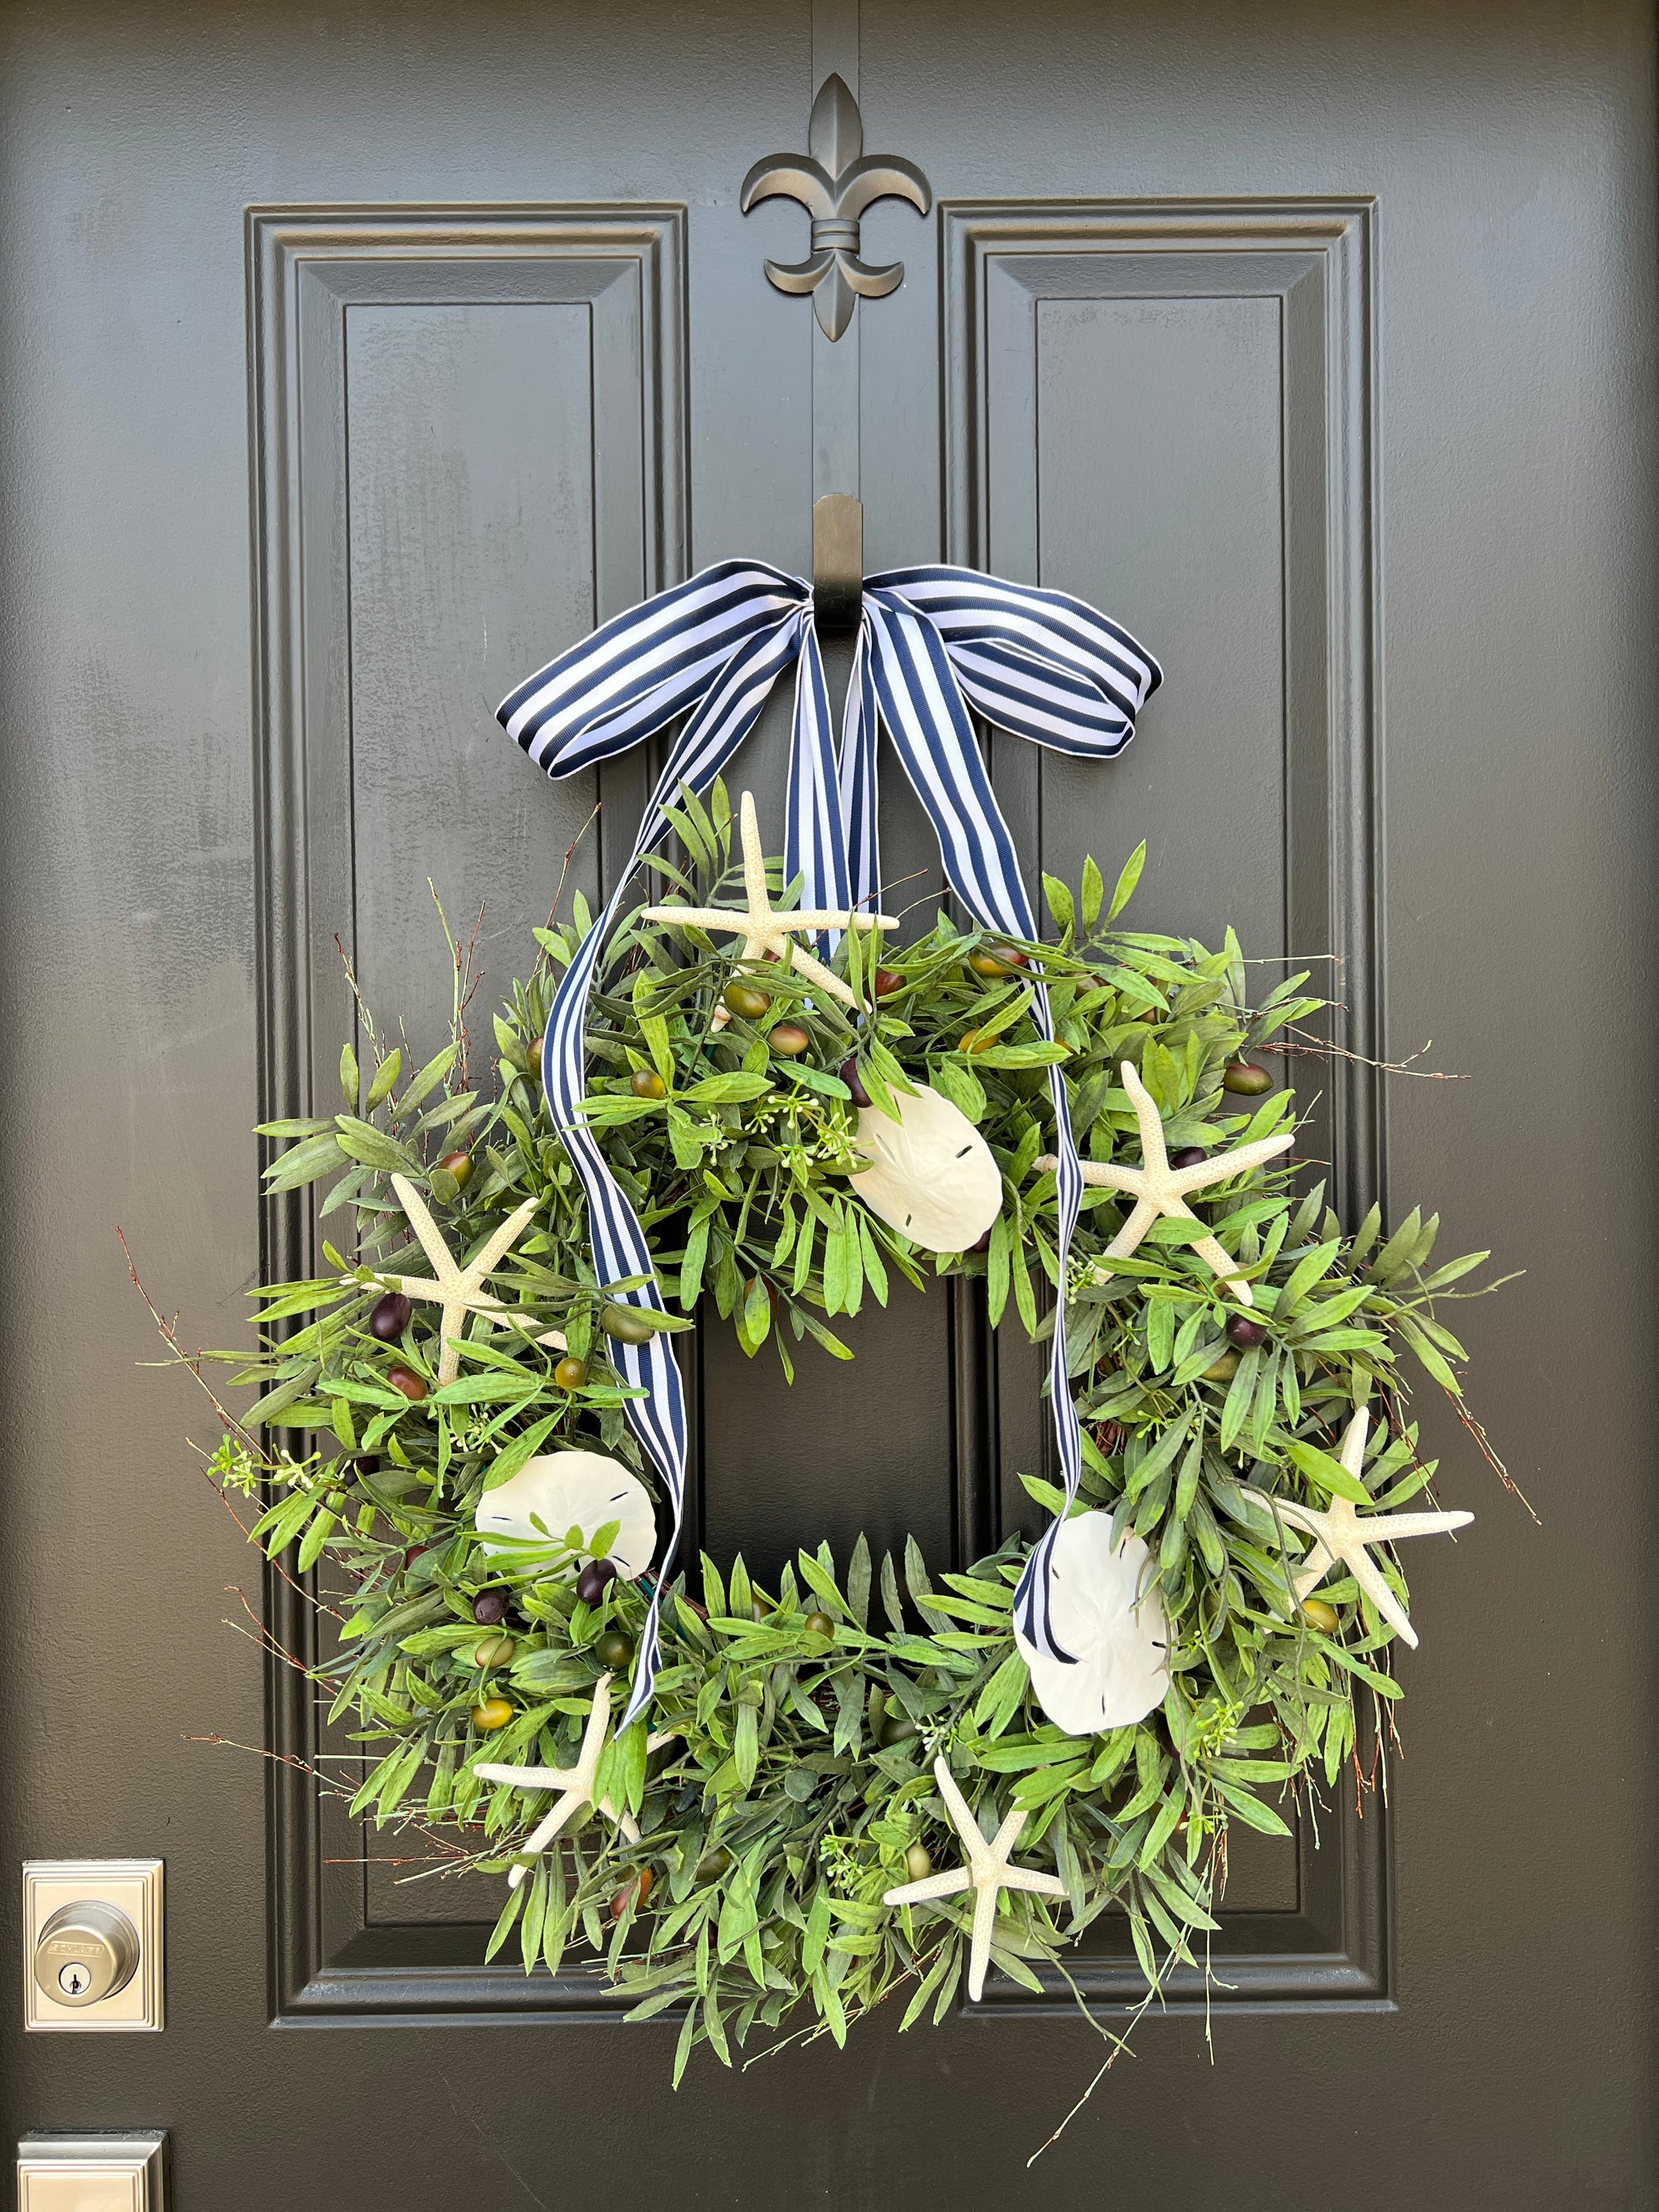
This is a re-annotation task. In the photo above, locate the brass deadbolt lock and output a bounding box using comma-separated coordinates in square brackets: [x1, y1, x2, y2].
[32, 1899, 141, 2008]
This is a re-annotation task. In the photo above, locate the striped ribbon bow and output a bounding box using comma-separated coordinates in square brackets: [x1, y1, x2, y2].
[498, 561, 1160, 1726]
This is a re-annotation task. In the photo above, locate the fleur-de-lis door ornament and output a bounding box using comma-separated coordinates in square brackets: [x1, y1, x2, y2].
[741, 74, 932, 340]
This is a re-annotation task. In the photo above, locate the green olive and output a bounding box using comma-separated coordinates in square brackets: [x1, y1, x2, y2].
[436, 1149, 473, 1189]
[471, 1697, 513, 1732]
[1222, 1059, 1273, 1095]
[697, 1846, 733, 1881]
[904, 1843, 933, 1882]
[1202, 1349, 1241, 1383]
[630, 1068, 667, 1099]
[722, 981, 772, 1020]
[766, 1022, 810, 1057]
[803, 1610, 835, 1640]
[878, 1710, 920, 1748]
[1300, 1597, 1340, 1635]
[595, 1629, 635, 1670]
[601, 1305, 655, 1344]
[553, 1355, 588, 1390]
[474, 1635, 515, 1669]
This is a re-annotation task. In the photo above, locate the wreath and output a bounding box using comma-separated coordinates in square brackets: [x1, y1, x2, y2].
[144, 555, 1510, 2146]
[158, 778, 1502, 2121]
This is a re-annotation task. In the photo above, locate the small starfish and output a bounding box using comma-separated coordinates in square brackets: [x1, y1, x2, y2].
[472, 1673, 677, 1889]
[1245, 1405, 1473, 1649]
[883, 1753, 1066, 2002]
[1035, 1060, 1295, 1305]
[382, 1173, 540, 1386]
[640, 789, 895, 1028]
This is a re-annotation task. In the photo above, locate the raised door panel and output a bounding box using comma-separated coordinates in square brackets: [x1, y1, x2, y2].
[943, 202, 1384, 2003]
[250, 207, 695, 2006]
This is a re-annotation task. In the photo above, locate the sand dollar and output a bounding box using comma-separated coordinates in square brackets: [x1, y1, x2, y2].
[1014, 1514, 1170, 1735]
[848, 1084, 1001, 1252]
[474, 1450, 656, 1577]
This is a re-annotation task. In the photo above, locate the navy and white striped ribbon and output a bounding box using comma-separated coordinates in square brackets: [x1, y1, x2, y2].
[499, 561, 1160, 1724]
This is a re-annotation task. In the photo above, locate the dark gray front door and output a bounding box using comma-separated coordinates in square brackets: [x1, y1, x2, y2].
[3, 3, 1652, 2204]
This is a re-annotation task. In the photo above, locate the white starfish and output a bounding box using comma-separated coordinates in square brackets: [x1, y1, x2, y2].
[640, 789, 895, 1028]
[1244, 1405, 1473, 1649]
[472, 1673, 677, 1889]
[382, 1173, 540, 1386]
[883, 1753, 1066, 2002]
[1036, 1060, 1295, 1305]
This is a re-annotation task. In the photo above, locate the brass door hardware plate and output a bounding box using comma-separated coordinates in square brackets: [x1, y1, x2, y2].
[17, 2133, 166, 2210]
[22, 1862, 163, 2032]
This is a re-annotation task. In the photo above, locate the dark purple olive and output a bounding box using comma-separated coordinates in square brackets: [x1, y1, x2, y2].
[840, 1058, 872, 1108]
[575, 1558, 619, 1607]
[967, 1226, 994, 1254]
[1170, 1145, 1206, 1169]
[472, 1589, 508, 1626]
[1224, 1312, 1268, 1349]
[368, 1291, 412, 1343]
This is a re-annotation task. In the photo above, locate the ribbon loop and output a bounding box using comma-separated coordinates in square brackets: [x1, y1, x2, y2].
[501, 559, 1160, 1720]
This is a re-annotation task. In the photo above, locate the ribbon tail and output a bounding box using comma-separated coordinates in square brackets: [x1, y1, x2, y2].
[837, 617, 882, 918]
[533, 610, 810, 1722]
[864, 595, 1089, 1668]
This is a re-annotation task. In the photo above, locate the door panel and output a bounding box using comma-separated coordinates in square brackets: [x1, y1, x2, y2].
[1034, 288, 1289, 953]
[2, 2, 1653, 2204]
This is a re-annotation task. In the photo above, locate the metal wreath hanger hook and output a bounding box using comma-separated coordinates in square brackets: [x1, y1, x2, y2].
[812, 493, 864, 630]
[741, 74, 932, 341]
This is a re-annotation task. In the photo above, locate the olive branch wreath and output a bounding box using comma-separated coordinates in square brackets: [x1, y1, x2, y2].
[139, 780, 1508, 2150]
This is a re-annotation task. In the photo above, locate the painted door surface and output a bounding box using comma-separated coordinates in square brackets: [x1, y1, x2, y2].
[2, 2, 1654, 2203]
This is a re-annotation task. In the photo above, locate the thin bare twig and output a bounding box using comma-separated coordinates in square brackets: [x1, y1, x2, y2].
[333, 931, 378, 1063]
[117, 1228, 347, 1621]
[547, 805, 601, 931]
[430, 884, 487, 1092]
[222, 1585, 312, 1674]
[1278, 1023, 1466, 1081]
[1452, 1395, 1540, 1522]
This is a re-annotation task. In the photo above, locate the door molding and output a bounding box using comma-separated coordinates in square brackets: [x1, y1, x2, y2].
[247, 205, 690, 2021]
[943, 198, 1389, 2010]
